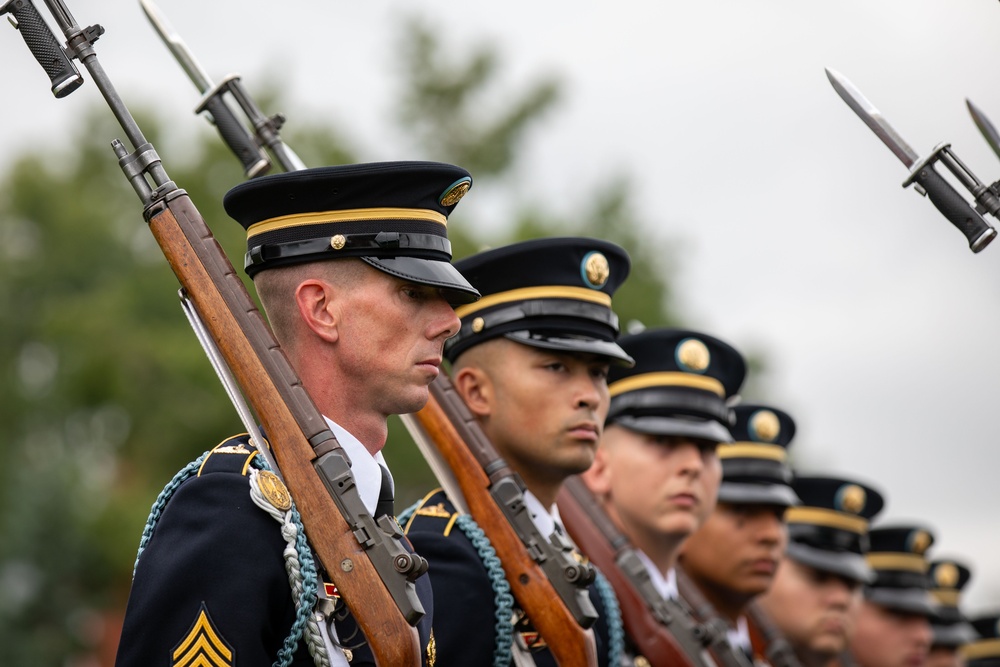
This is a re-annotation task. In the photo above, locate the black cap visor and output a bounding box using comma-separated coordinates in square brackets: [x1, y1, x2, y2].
[786, 542, 873, 583]
[932, 621, 978, 648]
[717, 481, 800, 507]
[503, 330, 634, 366]
[362, 256, 480, 306]
[612, 414, 734, 444]
[865, 586, 939, 617]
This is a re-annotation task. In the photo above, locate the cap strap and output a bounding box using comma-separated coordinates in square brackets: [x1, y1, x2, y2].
[867, 552, 928, 573]
[455, 285, 612, 318]
[246, 231, 452, 269]
[609, 372, 725, 398]
[785, 507, 868, 534]
[248, 207, 448, 237]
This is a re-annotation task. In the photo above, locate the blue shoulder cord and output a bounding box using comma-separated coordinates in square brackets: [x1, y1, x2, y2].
[400, 502, 626, 667]
[399, 502, 515, 667]
[133, 450, 319, 667]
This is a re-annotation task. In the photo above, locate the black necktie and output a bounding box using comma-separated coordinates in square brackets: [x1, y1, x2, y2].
[375, 465, 394, 518]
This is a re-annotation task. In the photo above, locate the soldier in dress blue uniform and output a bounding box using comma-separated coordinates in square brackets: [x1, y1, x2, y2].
[578, 327, 748, 665]
[926, 560, 977, 667]
[115, 162, 480, 667]
[677, 403, 801, 663]
[849, 525, 938, 667]
[757, 475, 886, 667]
[403, 237, 633, 666]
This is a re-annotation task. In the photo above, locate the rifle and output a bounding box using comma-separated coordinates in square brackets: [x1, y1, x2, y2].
[675, 566, 754, 667]
[556, 476, 715, 667]
[0, 1, 424, 664]
[139, 5, 601, 663]
[401, 374, 601, 667]
[745, 601, 802, 667]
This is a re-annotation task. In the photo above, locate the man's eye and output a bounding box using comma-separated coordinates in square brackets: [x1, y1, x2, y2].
[591, 366, 610, 380]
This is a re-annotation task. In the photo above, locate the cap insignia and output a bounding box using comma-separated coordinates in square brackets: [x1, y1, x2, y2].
[330, 234, 346, 250]
[935, 562, 960, 588]
[749, 410, 781, 443]
[172, 604, 233, 667]
[835, 484, 867, 514]
[472, 317, 485, 333]
[258, 470, 292, 511]
[676, 338, 710, 373]
[439, 177, 472, 206]
[582, 251, 610, 289]
[908, 530, 932, 555]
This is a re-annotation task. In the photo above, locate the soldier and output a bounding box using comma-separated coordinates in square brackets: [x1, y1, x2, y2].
[579, 327, 748, 663]
[403, 237, 632, 666]
[963, 614, 1000, 667]
[115, 162, 480, 666]
[756, 475, 885, 667]
[677, 403, 800, 663]
[926, 560, 977, 667]
[849, 525, 938, 667]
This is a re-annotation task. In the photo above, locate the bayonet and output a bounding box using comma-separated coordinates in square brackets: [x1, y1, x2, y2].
[967, 98, 1000, 162]
[825, 68, 997, 253]
[140, 0, 304, 173]
[140, 0, 269, 178]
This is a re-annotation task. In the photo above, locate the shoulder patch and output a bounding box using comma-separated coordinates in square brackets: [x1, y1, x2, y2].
[172, 603, 234, 667]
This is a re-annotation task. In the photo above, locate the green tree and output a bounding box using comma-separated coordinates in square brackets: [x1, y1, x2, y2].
[0, 18, 681, 665]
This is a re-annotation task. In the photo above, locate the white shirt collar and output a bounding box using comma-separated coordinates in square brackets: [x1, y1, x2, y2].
[728, 615, 752, 652]
[635, 550, 679, 601]
[324, 417, 388, 516]
[522, 488, 559, 538]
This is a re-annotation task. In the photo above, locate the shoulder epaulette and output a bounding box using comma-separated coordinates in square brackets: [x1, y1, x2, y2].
[197, 434, 259, 477]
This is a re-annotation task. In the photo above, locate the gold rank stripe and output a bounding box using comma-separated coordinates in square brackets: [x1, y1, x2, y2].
[866, 552, 928, 573]
[455, 285, 612, 318]
[931, 589, 961, 606]
[172, 609, 233, 667]
[247, 206, 447, 238]
[717, 442, 788, 461]
[963, 639, 1000, 659]
[785, 507, 868, 533]
[608, 371, 725, 398]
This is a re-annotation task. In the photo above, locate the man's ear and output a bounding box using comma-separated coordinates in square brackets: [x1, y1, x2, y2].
[295, 279, 339, 343]
[581, 445, 613, 498]
[453, 365, 494, 418]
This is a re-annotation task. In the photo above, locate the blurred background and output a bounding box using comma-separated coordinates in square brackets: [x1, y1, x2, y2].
[2, 0, 999, 663]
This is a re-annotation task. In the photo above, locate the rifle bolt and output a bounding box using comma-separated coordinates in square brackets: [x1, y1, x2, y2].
[340, 558, 354, 573]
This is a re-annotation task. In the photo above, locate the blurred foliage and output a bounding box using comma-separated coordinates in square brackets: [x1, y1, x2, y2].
[0, 18, 681, 665]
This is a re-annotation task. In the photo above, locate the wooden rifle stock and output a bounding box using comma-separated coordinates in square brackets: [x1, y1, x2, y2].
[146, 192, 421, 666]
[746, 601, 802, 667]
[557, 477, 711, 667]
[407, 373, 599, 667]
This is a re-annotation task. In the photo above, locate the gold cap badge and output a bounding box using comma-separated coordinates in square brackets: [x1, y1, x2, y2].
[439, 177, 472, 206]
[676, 338, 710, 373]
[330, 234, 346, 250]
[935, 562, 960, 588]
[582, 251, 610, 288]
[909, 530, 932, 555]
[836, 484, 867, 514]
[749, 410, 781, 442]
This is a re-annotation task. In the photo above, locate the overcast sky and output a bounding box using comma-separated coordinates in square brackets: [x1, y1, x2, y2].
[2, 0, 999, 611]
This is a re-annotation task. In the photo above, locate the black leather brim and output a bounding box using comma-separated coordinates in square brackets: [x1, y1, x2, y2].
[611, 414, 734, 443]
[503, 330, 634, 366]
[932, 621, 978, 647]
[717, 481, 800, 507]
[864, 586, 939, 616]
[785, 542, 873, 583]
[361, 256, 480, 305]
